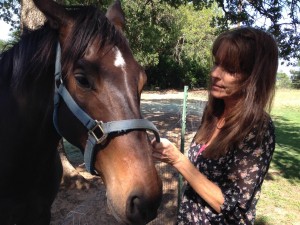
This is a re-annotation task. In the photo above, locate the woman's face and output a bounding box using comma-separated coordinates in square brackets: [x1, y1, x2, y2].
[210, 65, 241, 101]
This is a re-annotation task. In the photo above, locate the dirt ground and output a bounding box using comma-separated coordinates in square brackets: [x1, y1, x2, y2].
[50, 90, 207, 225]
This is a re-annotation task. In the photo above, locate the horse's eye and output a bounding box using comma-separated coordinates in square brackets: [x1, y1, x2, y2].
[74, 74, 91, 89]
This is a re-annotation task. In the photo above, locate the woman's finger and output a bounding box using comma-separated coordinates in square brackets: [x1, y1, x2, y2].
[152, 151, 162, 159]
[151, 138, 156, 145]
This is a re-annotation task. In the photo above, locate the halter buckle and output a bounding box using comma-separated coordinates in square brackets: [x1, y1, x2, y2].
[88, 120, 108, 144]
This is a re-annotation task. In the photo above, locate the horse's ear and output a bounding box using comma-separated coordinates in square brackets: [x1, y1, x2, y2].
[33, 0, 71, 29]
[105, 0, 125, 31]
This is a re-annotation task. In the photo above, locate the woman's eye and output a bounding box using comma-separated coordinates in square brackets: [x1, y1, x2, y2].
[74, 74, 91, 89]
[225, 69, 237, 75]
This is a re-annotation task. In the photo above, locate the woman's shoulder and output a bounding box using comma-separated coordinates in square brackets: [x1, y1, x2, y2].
[249, 113, 274, 136]
[260, 113, 275, 137]
[237, 114, 274, 149]
[266, 115, 275, 131]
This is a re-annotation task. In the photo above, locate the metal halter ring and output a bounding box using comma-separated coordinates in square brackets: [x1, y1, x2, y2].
[88, 120, 108, 144]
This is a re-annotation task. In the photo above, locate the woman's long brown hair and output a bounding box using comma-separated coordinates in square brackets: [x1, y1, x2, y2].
[194, 27, 278, 158]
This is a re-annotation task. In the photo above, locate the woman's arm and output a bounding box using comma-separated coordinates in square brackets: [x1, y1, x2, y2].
[152, 138, 224, 213]
[153, 119, 275, 219]
[175, 155, 224, 213]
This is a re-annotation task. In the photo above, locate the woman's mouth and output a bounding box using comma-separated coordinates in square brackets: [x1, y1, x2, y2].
[212, 84, 224, 91]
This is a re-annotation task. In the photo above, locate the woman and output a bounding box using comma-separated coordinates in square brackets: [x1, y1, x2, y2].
[152, 27, 278, 224]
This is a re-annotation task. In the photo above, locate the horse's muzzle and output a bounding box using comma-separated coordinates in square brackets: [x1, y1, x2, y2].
[126, 189, 162, 225]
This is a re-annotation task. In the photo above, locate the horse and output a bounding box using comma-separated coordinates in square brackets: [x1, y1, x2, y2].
[0, 0, 162, 224]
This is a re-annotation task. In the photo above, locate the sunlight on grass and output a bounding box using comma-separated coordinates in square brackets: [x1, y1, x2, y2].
[255, 89, 300, 225]
[256, 173, 300, 224]
[273, 89, 300, 108]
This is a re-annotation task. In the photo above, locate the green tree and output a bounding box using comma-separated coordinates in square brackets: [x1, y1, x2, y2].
[290, 60, 300, 89]
[123, 0, 178, 68]
[0, 0, 20, 30]
[183, 0, 300, 61]
[173, 3, 220, 88]
[126, 1, 220, 89]
[276, 72, 292, 89]
[0, 40, 5, 53]
[0, 29, 20, 52]
[1, 0, 298, 60]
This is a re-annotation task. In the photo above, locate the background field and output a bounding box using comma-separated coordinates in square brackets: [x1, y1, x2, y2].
[255, 89, 300, 225]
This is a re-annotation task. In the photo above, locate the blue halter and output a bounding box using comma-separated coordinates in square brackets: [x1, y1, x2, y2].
[53, 43, 160, 175]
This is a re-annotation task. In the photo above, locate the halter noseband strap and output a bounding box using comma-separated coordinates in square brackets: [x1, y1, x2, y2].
[53, 43, 160, 175]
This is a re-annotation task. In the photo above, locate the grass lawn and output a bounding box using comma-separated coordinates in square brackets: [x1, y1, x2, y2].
[255, 89, 300, 225]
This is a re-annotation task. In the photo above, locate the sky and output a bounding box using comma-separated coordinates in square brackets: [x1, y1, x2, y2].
[0, 19, 297, 75]
[0, 19, 12, 41]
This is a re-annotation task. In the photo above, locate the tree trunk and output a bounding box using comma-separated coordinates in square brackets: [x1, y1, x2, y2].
[20, 0, 64, 32]
[21, 0, 46, 32]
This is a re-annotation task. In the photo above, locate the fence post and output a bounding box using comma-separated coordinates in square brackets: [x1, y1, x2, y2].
[178, 85, 188, 211]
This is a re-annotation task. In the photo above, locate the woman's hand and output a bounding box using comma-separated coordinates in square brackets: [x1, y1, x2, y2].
[151, 138, 184, 166]
[153, 138, 224, 213]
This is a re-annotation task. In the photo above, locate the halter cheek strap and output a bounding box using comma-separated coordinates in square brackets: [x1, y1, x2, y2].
[53, 43, 160, 175]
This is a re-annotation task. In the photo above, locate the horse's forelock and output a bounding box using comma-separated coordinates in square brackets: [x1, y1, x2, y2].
[62, 6, 126, 76]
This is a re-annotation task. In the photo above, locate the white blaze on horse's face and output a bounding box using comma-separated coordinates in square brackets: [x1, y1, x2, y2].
[114, 47, 126, 69]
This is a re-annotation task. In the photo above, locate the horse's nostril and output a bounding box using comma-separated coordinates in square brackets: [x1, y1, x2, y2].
[129, 196, 145, 217]
[126, 194, 157, 225]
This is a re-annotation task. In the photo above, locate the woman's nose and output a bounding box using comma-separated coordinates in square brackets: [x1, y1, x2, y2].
[211, 66, 222, 78]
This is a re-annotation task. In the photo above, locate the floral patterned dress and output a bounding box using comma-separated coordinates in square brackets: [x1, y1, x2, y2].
[177, 119, 275, 225]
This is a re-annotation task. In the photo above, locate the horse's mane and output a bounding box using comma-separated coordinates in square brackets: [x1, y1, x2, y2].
[0, 5, 125, 94]
[0, 24, 58, 93]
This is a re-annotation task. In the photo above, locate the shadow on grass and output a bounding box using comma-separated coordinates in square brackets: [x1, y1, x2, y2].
[271, 115, 300, 182]
[141, 99, 204, 135]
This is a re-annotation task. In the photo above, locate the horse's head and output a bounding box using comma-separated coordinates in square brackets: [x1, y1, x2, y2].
[33, 0, 162, 224]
